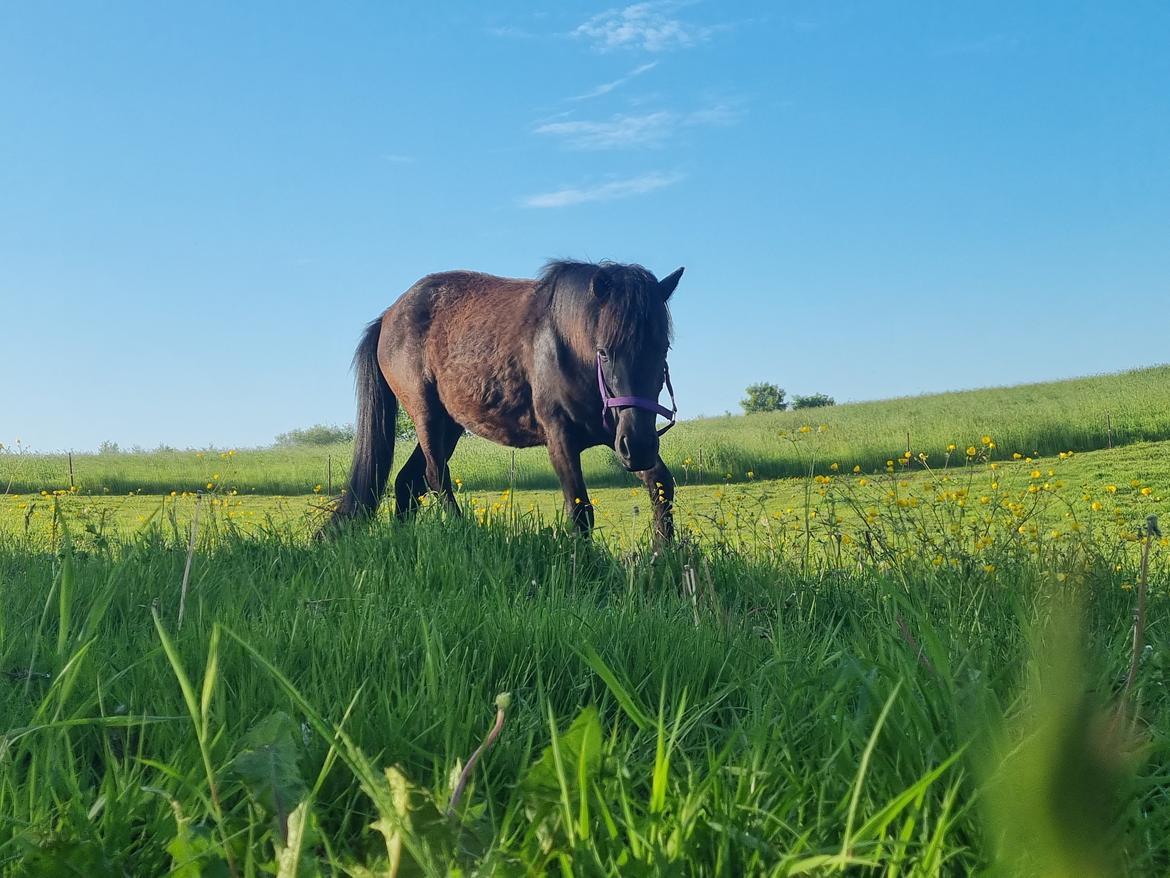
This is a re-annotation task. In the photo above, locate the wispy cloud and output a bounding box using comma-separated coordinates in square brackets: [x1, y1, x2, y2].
[535, 111, 675, 149]
[571, 61, 658, 101]
[533, 101, 742, 150]
[486, 24, 539, 39]
[683, 102, 740, 126]
[574, 2, 713, 52]
[522, 171, 683, 208]
[381, 153, 416, 164]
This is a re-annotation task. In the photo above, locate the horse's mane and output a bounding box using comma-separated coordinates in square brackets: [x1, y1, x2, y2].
[537, 259, 672, 354]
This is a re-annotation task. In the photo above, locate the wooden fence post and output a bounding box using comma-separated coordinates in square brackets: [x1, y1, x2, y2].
[68, 451, 75, 490]
[1106, 413, 1113, 449]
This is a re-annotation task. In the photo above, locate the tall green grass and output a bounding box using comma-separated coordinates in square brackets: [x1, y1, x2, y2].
[5, 364, 1170, 496]
[1, 515, 1166, 874]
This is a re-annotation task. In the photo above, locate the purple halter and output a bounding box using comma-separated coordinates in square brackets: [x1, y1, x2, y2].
[597, 352, 678, 436]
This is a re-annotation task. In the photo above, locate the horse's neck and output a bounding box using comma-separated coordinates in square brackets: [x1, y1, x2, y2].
[547, 305, 594, 370]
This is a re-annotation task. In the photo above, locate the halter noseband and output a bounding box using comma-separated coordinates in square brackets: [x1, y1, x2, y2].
[596, 352, 678, 436]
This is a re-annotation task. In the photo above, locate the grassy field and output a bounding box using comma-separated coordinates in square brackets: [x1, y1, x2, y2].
[2, 503, 1168, 875]
[6, 438, 1167, 564]
[4, 370, 1170, 874]
[5, 364, 1170, 496]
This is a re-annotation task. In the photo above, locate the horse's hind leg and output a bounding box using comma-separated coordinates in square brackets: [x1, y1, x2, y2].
[392, 373, 463, 517]
[416, 403, 464, 514]
[438, 425, 464, 510]
[397, 429, 461, 518]
[394, 444, 427, 519]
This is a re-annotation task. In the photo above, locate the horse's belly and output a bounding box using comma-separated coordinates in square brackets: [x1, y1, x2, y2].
[437, 368, 545, 448]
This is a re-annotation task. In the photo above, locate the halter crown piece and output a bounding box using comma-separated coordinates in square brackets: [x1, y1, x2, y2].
[596, 352, 678, 436]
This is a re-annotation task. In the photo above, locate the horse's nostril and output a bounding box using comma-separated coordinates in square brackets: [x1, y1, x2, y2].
[618, 434, 631, 460]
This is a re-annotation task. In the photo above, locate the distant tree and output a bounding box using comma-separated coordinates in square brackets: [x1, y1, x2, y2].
[395, 408, 416, 441]
[98, 440, 121, 454]
[275, 423, 355, 446]
[792, 393, 836, 409]
[275, 413, 419, 446]
[740, 383, 787, 414]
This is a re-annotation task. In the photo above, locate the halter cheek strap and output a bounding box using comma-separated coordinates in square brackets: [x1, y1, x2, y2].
[597, 353, 678, 436]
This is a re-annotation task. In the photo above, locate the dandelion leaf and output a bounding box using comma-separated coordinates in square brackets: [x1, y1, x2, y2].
[520, 706, 603, 812]
[367, 766, 465, 876]
[166, 820, 230, 878]
[275, 800, 323, 878]
[231, 710, 308, 827]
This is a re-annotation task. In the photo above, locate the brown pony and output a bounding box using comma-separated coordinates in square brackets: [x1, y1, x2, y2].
[329, 260, 684, 541]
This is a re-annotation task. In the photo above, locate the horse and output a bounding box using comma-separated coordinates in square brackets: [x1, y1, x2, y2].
[328, 259, 684, 542]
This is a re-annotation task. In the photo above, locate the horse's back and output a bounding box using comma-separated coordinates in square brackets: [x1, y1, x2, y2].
[378, 270, 547, 446]
[385, 270, 532, 329]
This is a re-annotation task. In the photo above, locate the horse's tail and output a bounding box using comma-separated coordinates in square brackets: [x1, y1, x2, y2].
[329, 317, 397, 529]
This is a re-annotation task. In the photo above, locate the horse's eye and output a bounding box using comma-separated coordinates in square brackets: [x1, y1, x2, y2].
[597, 349, 609, 362]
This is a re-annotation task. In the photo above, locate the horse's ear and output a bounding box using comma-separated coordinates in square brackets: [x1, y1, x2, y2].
[590, 270, 613, 299]
[658, 267, 684, 301]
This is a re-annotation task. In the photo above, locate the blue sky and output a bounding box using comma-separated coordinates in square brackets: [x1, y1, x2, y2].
[2, 2, 1168, 452]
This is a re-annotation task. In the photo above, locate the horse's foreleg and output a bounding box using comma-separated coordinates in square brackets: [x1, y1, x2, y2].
[638, 457, 676, 546]
[547, 440, 593, 534]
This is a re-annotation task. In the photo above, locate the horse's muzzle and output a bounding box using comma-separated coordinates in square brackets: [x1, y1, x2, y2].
[615, 420, 659, 472]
